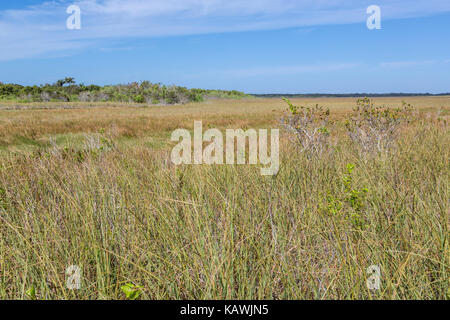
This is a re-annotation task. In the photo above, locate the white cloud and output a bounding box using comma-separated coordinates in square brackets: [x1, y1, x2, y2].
[1, 0, 450, 61]
[378, 60, 439, 68]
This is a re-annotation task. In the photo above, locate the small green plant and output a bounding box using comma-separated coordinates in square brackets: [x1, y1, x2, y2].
[121, 283, 143, 300]
[26, 286, 37, 300]
[320, 193, 343, 217]
[321, 164, 368, 230]
[342, 164, 368, 230]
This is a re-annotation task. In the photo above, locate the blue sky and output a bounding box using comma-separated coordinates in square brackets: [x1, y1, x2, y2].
[0, 0, 449, 93]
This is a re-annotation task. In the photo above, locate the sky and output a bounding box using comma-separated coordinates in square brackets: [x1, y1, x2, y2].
[0, 0, 449, 93]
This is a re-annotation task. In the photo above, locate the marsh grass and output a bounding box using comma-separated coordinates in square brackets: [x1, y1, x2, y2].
[0, 98, 448, 300]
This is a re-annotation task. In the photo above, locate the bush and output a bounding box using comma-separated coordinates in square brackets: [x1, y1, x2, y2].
[345, 98, 414, 154]
[133, 95, 145, 103]
[281, 98, 331, 156]
[0, 79, 248, 105]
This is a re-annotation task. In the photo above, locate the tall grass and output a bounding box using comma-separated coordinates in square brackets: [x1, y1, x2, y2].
[0, 99, 448, 300]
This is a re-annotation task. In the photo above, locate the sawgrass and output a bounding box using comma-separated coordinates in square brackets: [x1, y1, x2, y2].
[0, 97, 448, 299]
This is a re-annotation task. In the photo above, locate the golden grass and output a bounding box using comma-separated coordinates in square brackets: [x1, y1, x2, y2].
[0, 96, 449, 148]
[0, 97, 448, 300]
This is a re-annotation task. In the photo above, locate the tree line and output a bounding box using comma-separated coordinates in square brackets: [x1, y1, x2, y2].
[0, 78, 249, 104]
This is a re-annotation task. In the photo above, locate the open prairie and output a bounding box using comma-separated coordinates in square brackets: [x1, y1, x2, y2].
[1, 96, 449, 151]
[0, 96, 448, 299]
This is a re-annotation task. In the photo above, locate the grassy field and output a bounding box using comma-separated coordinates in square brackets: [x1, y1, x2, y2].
[0, 96, 448, 299]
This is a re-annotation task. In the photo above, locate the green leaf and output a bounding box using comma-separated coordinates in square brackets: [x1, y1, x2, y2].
[121, 283, 142, 300]
[26, 286, 36, 300]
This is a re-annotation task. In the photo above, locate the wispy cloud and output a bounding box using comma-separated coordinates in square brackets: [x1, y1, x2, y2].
[378, 60, 439, 68]
[1, 0, 450, 61]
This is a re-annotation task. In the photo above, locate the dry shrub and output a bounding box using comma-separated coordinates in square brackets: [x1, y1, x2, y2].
[345, 98, 414, 154]
[280, 98, 331, 157]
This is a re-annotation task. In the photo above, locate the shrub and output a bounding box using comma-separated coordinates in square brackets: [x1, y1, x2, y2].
[281, 98, 331, 156]
[320, 164, 369, 231]
[133, 94, 145, 103]
[0, 80, 249, 105]
[345, 98, 414, 154]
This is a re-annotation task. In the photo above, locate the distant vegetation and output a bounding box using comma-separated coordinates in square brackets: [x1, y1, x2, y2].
[254, 93, 450, 98]
[0, 78, 250, 104]
[3, 79, 445, 106]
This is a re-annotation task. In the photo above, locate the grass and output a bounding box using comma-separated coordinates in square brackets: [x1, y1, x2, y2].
[0, 97, 448, 299]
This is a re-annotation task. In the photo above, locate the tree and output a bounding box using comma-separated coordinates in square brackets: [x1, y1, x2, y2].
[55, 77, 76, 87]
